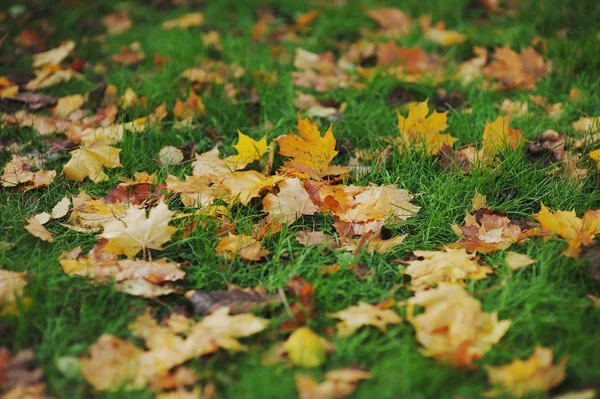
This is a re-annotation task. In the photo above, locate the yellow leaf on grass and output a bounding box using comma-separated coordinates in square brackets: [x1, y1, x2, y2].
[424, 28, 467, 46]
[504, 252, 536, 270]
[230, 131, 267, 164]
[100, 201, 177, 258]
[24, 216, 53, 242]
[402, 248, 492, 290]
[589, 149, 600, 168]
[327, 302, 402, 337]
[63, 142, 122, 183]
[1, 155, 34, 187]
[220, 170, 284, 205]
[533, 203, 600, 258]
[0, 270, 27, 306]
[262, 177, 319, 224]
[162, 13, 204, 30]
[32, 40, 75, 68]
[283, 327, 331, 368]
[278, 115, 338, 176]
[173, 90, 205, 120]
[53, 94, 85, 117]
[397, 100, 457, 155]
[295, 368, 371, 399]
[407, 283, 511, 366]
[481, 115, 523, 159]
[215, 233, 269, 261]
[486, 346, 567, 397]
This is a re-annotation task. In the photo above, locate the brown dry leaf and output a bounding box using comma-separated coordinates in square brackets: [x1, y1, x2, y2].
[262, 177, 319, 224]
[25, 66, 82, 90]
[295, 368, 371, 399]
[327, 302, 402, 337]
[397, 100, 457, 155]
[174, 90, 205, 120]
[533, 203, 600, 259]
[159, 146, 184, 166]
[526, 129, 566, 164]
[63, 141, 122, 183]
[215, 233, 269, 261]
[53, 94, 85, 117]
[1, 155, 56, 191]
[505, 251, 536, 270]
[486, 346, 567, 397]
[103, 11, 132, 35]
[111, 42, 145, 66]
[162, 13, 204, 30]
[0, 348, 48, 396]
[457, 46, 488, 84]
[66, 192, 129, 232]
[185, 284, 280, 315]
[340, 233, 407, 255]
[0, 270, 27, 307]
[293, 92, 344, 120]
[292, 48, 354, 93]
[296, 231, 338, 248]
[438, 143, 478, 173]
[402, 248, 492, 290]
[166, 175, 228, 208]
[481, 115, 523, 160]
[0, 91, 57, 110]
[499, 99, 528, 117]
[367, 7, 412, 37]
[282, 327, 334, 367]
[407, 283, 511, 366]
[569, 88, 584, 102]
[278, 115, 340, 177]
[482, 46, 548, 90]
[24, 217, 53, 243]
[99, 201, 177, 258]
[572, 116, 600, 133]
[32, 41, 75, 68]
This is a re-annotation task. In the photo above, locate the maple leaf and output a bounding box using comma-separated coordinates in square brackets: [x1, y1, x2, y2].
[457, 47, 488, 84]
[192, 146, 244, 180]
[66, 192, 129, 232]
[533, 203, 600, 258]
[99, 201, 177, 258]
[397, 100, 457, 155]
[220, 171, 283, 206]
[25, 65, 82, 90]
[0, 270, 27, 307]
[262, 177, 319, 224]
[401, 248, 492, 290]
[505, 252, 536, 270]
[407, 284, 511, 366]
[1, 155, 56, 190]
[162, 13, 204, 30]
[215, 233, 269, 261]
[367, 7, 412, 37]
[166, 175, 228, 208]
[283, 327, 333, 367]
[103, 11, 132, 35]
[327, 302, 402, 337]
[482, 46, 548, 91]
[481, 115, 523, 160]
[53, 94, 85, 117]
[174, 90, 205, 120]
[158, 146, 184, 165]
[24, 216, 53, 243]
[486, 346, 567, 397]
[111, 42, 145, 66]
[186, 284, 281, 316]
[32, 41, 75, 68]
[63, 141, 122, 183]
[278, 115, 339, 176]
[229, 131, 268, 165]
[295, 368, 371, 399]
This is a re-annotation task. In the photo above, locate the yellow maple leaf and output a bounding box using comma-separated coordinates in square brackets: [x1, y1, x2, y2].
[53, 94, 86, 117]
[215, 233, 269, 261]
[589, 149, 600, 168]
[295, 368, 371, 399]
[63, 142, 122, 183]
[278, 115, 338, 176]
[283, 327, 332, 368]
[262, 177, 319, 224]
[533, 203, 600, 258]
[220, 170, 284, 205]
[486, 346, 567, 397]
[481, 114, 523, 159]
[24, 216, 53, 242]
[230, 131, 268, 165]
[397, 100, 457, 155]
[0, 270, 27, 307]
[327, 302, 402, 337]
[100, 201, 177, 258]
[173, 90, 205, 120]
[407, 283, 511, 366]
[32, 40, 75, 68]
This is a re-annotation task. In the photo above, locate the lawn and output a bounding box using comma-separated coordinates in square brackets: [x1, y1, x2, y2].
[1, 0, 600, 398]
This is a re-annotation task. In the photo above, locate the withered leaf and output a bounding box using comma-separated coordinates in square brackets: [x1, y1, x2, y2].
[185, 285, 281, 315]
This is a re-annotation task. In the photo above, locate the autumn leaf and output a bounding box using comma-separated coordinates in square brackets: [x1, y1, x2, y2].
[327, 302, 402, 337]
[166, 175, 228, 208]
[482, 46, 548, 91]
[401, 248, 492, 290]
[278, 115, 339, 176]
[262, 177, 319, 224]
[486, 346, 567, 397]
[24, 216, 53, 243]
[0, 270, 27, 307]
[220, 171, 284, 206]
[53, 94, 85, 117]
[66, 192, 129, 232]
[215, 233, 269, 261]
[367, 7, 412, 37]
[162, 13, 204, 30]
[32, 41, 75, 68]
[505, 252, 536, 270]
[397, 100, 457, 155]
[103, 11, 132, 35]
[295, 368, 371, 399]
[63, 142, 122, 183]
[283, 327, 333, 367]
[229, 131, 268, 165]
[407, 283, 511, 366]
[1, 155, 56, 191]
[100, 201, 177, 258]
[174, 90, 205, 120]
[185, 284, 281, 315]
[533, 203, 600, 258]
[0, 348, 49, 396]
[481, 115, 523, 160]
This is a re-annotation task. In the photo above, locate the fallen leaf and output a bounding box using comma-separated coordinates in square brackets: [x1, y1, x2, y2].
[401, 248, 492, 290]
[533, 203, 600, 258]
[367, 7, 412, 37]
[215, 233, 269, 261]
[100, 201, 177, 258]
[0, 91, 57, 110]
[327, 302, 402, 337]
[63, 141, 122, 183]
[0, 348, 46, 394]
[220, 171, 283, 206]
[229, 131, 267, 165]
[159, 146, 184, 165]
[397, 100, 457, 155]
[0, 270, 27, 307]
[481, 115, 523, 160]
[53, 94, 85, 117]
[162, 13, 204, 30]
[278, 115, 339, 176]
[185, 284, 280, 315]
[486, 346, 567, 397]
[505, 252, 536, 270]
[407, 283, 511, 366]
[66, 192, 129, 232]
[32, 41, 75, 68]
[295, 368, 371, 399]
[103, 11, 132, 35]
[262, 177, 319, 224]
[296, 231, 338, 248]
[482, 46, 548, 90]
[174, 90, 205, 120]
[24, 217, 53, 242]
[25, 66, 82, 90]
[526, 129, 566, 164]
[457, 46, 488, 84]
[111, 42, 145, 66]
[283, 327, 333, 367]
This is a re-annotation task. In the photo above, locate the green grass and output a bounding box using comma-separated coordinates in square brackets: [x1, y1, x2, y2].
[1, 0, 600, 398]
